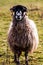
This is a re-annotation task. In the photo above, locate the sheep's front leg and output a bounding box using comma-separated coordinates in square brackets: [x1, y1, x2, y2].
[25, 51, 28, 65]
[14, 51, 21, 65]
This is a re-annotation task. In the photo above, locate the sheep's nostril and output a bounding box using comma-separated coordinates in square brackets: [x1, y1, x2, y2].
[17, 16, 20, 19]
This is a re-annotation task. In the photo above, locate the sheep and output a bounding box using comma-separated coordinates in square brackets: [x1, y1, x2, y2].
[8, 5, 39, 65]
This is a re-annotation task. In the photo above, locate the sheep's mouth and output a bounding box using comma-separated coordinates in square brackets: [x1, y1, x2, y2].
[15, 15, 23, 21]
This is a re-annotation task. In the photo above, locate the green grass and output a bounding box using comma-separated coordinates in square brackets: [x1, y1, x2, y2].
[0, 0, 43, 65]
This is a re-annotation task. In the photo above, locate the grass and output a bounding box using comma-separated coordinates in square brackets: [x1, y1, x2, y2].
[0, 0, 43, 65]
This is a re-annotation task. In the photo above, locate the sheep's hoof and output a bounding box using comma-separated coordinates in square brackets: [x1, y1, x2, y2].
[25, 61, 28, 65]
[16, 60, 20, 65]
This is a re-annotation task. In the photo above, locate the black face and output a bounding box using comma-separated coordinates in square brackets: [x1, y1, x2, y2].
[15, 10, 23, 21]
[10, 5, 27, 21]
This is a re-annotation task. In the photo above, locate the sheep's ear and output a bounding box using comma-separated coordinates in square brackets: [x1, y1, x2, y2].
[23, 6, 27, 12]
[10, 6, 16, 16]
[10, 6, 16, 12]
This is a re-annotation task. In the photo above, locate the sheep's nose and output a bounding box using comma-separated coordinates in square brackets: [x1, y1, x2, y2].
[17, 16, 20, 19]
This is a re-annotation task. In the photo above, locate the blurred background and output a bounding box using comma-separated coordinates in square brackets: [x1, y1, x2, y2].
[0, 0, 43, 65]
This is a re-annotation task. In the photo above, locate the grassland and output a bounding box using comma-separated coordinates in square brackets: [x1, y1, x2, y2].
[0, 0, 43, 65]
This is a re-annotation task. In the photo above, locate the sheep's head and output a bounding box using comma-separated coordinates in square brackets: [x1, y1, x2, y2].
[10, 5, 27, 21]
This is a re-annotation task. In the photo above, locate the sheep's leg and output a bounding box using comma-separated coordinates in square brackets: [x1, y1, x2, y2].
[25, 51, 28, 65]
[14, 51, 21, 65]
[16, 51, 21, 65]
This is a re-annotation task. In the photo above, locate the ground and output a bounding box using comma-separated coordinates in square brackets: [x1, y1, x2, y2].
[0, 0, 43, 65]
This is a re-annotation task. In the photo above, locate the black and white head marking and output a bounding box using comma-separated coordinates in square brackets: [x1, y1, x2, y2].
[10, 5, 27, 21]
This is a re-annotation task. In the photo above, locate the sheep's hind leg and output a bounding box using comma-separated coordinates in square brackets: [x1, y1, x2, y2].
[14, 54, 17, 63]
[25, 51, 28, 65]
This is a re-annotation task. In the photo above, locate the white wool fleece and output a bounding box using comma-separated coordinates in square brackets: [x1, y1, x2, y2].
[25, 16, 39, 52]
